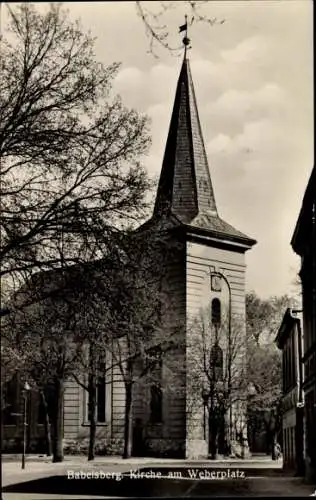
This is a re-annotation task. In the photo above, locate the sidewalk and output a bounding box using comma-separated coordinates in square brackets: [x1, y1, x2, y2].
[2, 458, 315, 499]
[2, 454, 282, 476]
[2, 452, 280, 464]
[2, 467, 314, 499]
[1, 455, 283, 489]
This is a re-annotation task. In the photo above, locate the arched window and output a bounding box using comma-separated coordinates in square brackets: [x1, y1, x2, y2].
[210, 344, 223, 381]
[211, 298, 221, 326]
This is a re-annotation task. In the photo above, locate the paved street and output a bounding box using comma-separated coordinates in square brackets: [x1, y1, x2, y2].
[2, 457, 316, 498]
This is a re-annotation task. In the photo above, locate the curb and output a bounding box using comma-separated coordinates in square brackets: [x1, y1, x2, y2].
[2, 454, 279, 464]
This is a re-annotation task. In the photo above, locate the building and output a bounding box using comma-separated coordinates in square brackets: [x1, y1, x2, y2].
[2, 51, 256, 459]
[291, 165, 316, 481]
[275, 308, 304, 475]
[134, 50, 256, 458]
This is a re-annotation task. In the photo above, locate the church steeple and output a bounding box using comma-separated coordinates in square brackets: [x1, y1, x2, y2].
[154, 55, 218, 224]
[152, 53, 256, 247]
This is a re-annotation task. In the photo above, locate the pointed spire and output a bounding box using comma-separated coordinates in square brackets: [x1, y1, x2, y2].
[150, 45, 256, 248]
[153, 54, 218, 224]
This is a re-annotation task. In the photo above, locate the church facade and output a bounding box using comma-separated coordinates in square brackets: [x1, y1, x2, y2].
[133, 54, 256, 458]
[2, 54, 256, 459]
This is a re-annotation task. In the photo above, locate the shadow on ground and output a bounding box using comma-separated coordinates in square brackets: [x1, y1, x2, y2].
[3, 475, 184, 498]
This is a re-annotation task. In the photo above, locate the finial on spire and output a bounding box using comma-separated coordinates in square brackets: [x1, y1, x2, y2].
[179, 15, 192, 54]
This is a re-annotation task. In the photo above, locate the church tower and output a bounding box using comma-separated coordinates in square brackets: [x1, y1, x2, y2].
[138, 47, 256, 458]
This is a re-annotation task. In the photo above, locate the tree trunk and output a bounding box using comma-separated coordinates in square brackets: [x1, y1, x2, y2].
[123, 382, 133, 459]
[271, 431, 277, 460]
[52, 378, 64, 463]
[87, 342, 97, 461]
[209, 410, 218, 459]
[40, 390, 52, 457]
[265, 426, 271, 455]
[88, 376, 97, 461]
[224, 407, 231, 456]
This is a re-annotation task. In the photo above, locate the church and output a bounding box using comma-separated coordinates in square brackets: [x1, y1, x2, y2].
[2, 48, 256, 459]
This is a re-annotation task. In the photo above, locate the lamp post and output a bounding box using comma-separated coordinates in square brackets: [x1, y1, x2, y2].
[22, 382, 31, 470]
[210, 271, 232, 454]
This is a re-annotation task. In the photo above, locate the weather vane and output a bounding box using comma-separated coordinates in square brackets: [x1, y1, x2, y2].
[179, 15, 193, 54]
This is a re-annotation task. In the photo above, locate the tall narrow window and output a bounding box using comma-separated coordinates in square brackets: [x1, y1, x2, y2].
[285, 345, 288, 391]
[210, 344, 223, 381]
[211, 298, 221, 327]
[97, 361, 106, 423]
[150, 384, 162, 423]
[288, 342, 292, 389]
[87, 356, 107, 424]
[291, 334, 296, 387]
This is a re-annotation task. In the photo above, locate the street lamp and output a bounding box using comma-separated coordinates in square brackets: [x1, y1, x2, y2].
[210, 271, 232, 454]
[22, 381, 31, 470]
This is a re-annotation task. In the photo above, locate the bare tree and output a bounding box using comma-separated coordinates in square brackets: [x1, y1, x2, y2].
[247, 340, 282, 458]
[70, 230, 184, 460]
[3, 268, 88, 462]
[0, 3, 151, 283]
[187, 306, 248, 458]
[0, 3, 154, 461]
[245, 292, 295, 457]
[135, 1, 225, 58]
[246, 292, 299, 345]
[3, 229, 184, 461]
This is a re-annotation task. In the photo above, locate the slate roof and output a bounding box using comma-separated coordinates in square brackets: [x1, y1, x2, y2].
[151, 55, 256, 248]
[189, 211, 254, 241]
[154, 56, 217, 222]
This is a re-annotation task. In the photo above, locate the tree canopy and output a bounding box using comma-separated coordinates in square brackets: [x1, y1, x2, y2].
[0, 3, 151, 284]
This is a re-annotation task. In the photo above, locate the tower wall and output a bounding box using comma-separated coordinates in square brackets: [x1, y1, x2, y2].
[185, 238, 248, 458]
[159, 239, 187, 455]
[132, 234, 187, 457]
[130, 53, 256, 459]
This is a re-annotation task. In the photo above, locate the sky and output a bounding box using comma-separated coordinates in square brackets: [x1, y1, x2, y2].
[2, 1, 313, 300]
